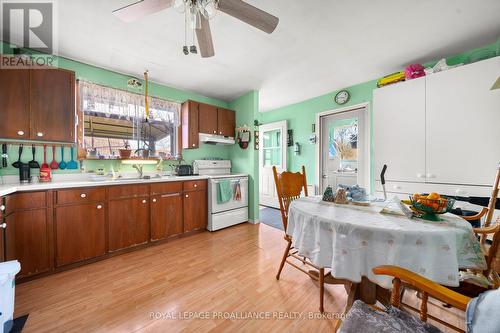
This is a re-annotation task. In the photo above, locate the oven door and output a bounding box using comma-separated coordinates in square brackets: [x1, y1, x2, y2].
[210, 177, 248, 214]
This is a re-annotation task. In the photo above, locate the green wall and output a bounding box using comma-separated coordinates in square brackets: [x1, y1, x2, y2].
[228, 91, 260, 221]
[260, 40, 500, 190]
[0, 41, 231, 176]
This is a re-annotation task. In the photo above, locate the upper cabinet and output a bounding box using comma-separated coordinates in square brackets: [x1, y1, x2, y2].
[0, 66, 76, 143]
[373, 56, 500, 190]
[0, 68, 30, 139]
[217, 108, 236, 137]
[31, 69, 76, 142]
[181, 100, 236, 149]
[425, 56, 500, 186]
[373, 77, 426, 183]
[198, 103, 218, 135]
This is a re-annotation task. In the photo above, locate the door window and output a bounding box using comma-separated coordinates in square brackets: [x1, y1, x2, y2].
[262, 129, 282, 167]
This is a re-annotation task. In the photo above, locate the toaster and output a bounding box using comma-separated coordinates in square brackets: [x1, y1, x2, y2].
[176, 164, 193, 176]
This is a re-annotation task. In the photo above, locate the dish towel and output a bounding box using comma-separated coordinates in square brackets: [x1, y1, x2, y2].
[218, 180, 232, 204]
[234, 181, 241, 201]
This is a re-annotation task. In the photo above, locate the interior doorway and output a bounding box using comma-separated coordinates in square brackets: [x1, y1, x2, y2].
[317, 104, 370, 194]
[259, 120, 287, 209]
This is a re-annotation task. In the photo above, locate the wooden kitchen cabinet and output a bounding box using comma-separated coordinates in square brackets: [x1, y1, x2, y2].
[31, 68, 76, 142]
[5, 209, 51, 278]
[199, 103, 218, 135]
[0, 68, 30, 139]
[217, 108, 236, 137]
[55, 203, 106, 267]
[150, 193, 183, 241]
[183, 189, 207, 233]
[108, 197, 149, 251]
[182, 100, 200, 149]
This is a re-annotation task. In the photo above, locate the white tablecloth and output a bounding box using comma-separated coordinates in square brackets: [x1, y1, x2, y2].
[287, 196, 487, 289]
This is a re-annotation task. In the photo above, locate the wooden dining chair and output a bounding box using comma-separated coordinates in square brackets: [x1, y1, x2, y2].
[337, 265, 473, 333]
[273, 166, 347, 313]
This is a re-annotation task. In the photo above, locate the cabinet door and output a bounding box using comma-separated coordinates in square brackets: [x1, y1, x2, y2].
[182, 101, 199, 149]
[373, 77, 426, 183]
[30, 68, 76, 142]
[217, 108, 235, 137]
[0, 68, 30, 139]
[108, 198, 149, 251]
[5, 209, 51, 278]
[150, 193, 183, 241]
[426, 57, 500, 186]
[199, 103, 218, 135]
[183, 190, 207, 233]
[55, 203, 106, 267]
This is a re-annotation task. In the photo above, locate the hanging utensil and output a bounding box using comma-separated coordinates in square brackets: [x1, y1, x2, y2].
[67, 146, 78, 169]
[28, 144, 40, 169]
[1, 144, 7, 168]
[12, 144, 24, 168]
[50, 145, 59, 169]
[41, 145, 49, 169]
[58, 146, 67, 170]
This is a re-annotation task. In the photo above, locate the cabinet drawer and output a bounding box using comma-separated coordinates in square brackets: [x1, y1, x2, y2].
[6, 192, 46, 213]
[183, 180, 206, 192]
[150, 182, 182, 195]
[108, 184, 149, 199]
[57, 188, 105, 205]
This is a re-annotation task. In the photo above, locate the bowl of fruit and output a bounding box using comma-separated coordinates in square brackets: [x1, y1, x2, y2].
[409, 193, 455, 221]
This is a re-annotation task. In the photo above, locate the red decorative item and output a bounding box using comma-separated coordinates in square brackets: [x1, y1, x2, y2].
[405, 64, 426, 79]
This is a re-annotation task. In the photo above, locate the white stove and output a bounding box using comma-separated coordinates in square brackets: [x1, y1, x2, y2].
[193, 160, 248, 231]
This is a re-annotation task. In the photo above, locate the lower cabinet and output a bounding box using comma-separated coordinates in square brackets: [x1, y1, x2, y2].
[5, 209, 51, 278]
[108, 197, 149, 251]
[150, 193, 183, 241]
[183, 190, 207, 233]
[55, 203, 106, 267]
[0, 218, 5, 263]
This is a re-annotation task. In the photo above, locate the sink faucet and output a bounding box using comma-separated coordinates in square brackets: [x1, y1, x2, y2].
[132, 164, 144, 179]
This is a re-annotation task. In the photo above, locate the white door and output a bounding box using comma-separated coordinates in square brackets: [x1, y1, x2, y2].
[259, 121, 287, 208]
[373, 77, 426, 183]
[319, 108, 367, 194]
[426, 56, 500, 186]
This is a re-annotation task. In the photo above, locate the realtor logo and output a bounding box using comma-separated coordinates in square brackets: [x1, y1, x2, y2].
[1, 0, 57, 68]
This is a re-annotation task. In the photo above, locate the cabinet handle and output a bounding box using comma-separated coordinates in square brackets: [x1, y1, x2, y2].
[142, 199, 147, 204]
[36, 132, 44, 137]
[194, 184, 198, 188]
[192, 144, 195, 147]
[17, 130, 24, 136]
[97, 205, 102, 209]
[426, 173, 436, 179]
[152, 198, 157, 203]
[416, 173, 425, 179]
[213, 131, 216, 134]
[0, 223, 6, 229]
[219, 131, 222, 135]
[0, 205, 5, 211]
[80, 193, 87, 198]
[185, 194, 189, 198]
[161, 193, 180, 198]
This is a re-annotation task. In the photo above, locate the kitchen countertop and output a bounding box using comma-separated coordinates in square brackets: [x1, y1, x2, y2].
[0, 175, 211, 197]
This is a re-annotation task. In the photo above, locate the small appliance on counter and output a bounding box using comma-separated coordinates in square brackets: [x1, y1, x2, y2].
[175, 164, 193, 176]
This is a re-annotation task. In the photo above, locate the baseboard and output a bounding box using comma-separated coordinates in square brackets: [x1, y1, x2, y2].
[248, 219, 260, 224]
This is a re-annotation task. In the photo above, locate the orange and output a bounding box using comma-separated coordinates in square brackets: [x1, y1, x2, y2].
[427, 192, 440, 200]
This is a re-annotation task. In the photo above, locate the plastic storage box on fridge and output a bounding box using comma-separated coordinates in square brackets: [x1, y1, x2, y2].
[0, 260, 21, 333]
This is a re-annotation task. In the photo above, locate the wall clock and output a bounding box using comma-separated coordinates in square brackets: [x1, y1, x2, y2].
[334, 90, 350, 105]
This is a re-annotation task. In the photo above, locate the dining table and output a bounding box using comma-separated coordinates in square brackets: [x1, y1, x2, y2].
[286, 196, 487, 307]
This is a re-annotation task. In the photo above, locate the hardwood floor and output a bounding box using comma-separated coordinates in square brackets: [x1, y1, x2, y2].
[15, 223, 464, 332]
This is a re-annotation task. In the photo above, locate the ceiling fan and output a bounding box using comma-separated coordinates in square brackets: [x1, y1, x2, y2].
[113, 0, 279, 58]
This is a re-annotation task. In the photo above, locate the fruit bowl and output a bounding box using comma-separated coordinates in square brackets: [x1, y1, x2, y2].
[409, 193, 455, 221]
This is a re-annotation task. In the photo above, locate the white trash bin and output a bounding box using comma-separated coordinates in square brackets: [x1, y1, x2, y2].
[0, 261, 21, 333]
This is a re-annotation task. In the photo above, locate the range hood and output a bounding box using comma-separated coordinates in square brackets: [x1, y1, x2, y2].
[199, 133, 235, 145]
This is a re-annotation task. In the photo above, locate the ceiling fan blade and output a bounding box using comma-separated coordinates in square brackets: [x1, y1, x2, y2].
[217, 0, 279, 34]
[113, 0, 174, 23]
[196, 16, 215, 58]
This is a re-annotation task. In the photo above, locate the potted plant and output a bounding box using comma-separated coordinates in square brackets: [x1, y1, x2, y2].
[119, 141, 132, 159]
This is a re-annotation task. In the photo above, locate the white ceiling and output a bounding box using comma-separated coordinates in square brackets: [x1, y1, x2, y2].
[55, 0, 500, 111]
